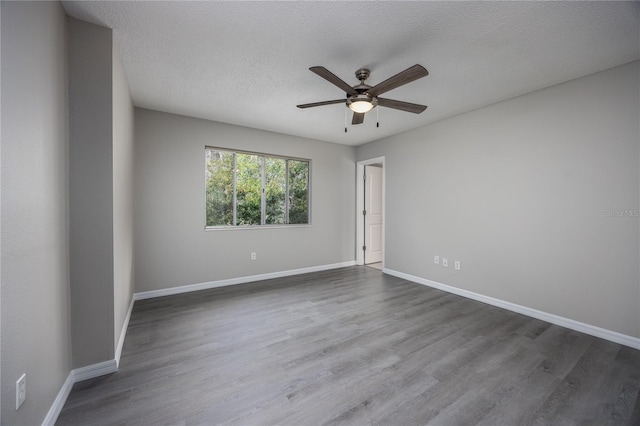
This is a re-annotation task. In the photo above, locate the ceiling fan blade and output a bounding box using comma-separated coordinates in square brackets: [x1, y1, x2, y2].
[367, 64, 428, 97]
[377, 97, 427, 114]
[297, 99, 346, 109]
[352, 112, 365, 125]
[310, 66, 358, 96]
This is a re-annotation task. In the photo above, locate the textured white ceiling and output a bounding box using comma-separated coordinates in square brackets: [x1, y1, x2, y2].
[61, 1, 640, 146]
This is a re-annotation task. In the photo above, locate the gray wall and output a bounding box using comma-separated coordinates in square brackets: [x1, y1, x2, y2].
[68, 17, 115, 368]
[69, 18, 136, 368]
[357, 61, 640, 338]
[1, 2, 71, 424]
[0, 8, 135, 422]
[134, 109, 356, 293]
[112, 41, 135, 352]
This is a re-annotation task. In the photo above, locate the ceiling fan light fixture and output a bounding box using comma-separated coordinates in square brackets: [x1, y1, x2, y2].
[347, 94, 377, 113]
[348, 100, 375, 113]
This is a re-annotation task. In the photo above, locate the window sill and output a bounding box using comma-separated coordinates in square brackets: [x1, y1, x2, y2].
[204, 224, 312, 231]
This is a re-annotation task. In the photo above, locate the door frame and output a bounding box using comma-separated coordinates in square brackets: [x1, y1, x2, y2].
[356, 156, 385, 267]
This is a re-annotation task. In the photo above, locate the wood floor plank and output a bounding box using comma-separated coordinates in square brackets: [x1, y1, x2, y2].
[56, 267, 640, 425]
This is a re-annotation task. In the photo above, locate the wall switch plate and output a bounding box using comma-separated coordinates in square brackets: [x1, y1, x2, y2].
[455, 261, 461, 270]
[16, 373, 26, 410]
[250, 252, 257, 261]
[442, 258, 448, 267]
[434, 255, 439, 265]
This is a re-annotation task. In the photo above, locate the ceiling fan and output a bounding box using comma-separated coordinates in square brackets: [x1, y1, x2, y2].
[297, 64, 428, 126]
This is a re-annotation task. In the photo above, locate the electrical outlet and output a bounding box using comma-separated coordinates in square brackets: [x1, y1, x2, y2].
[16, 373, 26, 410]
[434, 255, 439, 265]
[455, 260, 461, 271]
[442, 258, 448, 267]
[250, 252, 257, 261]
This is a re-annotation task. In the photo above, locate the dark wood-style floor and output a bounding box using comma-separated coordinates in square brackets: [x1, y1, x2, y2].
[57, 267, 640, 425]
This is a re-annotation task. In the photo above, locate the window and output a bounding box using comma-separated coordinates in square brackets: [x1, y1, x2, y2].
[205, 147, 310, 227]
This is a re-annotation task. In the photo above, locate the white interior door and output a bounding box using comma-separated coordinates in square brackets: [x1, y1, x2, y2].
[365, 166, 383, 264]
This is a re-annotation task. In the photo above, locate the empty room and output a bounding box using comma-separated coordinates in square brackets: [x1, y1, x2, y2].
[2, 1, 639, 425]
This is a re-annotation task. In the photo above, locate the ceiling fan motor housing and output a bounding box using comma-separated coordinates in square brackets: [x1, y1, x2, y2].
[355, 68, 371, 82]
[349, 68, 376, 110]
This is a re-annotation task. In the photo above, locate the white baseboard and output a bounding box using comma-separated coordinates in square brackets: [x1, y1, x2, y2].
[135, 261, 356, 300]
[42, 358, 118, 426]
[383, 268, 640, 350]
[115, 296, 135, 367]
[41, 371, 74, 426]
[72, 359, 118, 383]
[44, 294, 133, 425]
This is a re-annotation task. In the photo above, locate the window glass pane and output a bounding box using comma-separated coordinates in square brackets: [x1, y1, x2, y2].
[265, 157, 286, 224]
[205, 149, 234, 226]
[288, 160, 309, 224]
[236, 153, 262, 225]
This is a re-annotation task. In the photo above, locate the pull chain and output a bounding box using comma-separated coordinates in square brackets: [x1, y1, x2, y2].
[344, 108, 348, 133]
[376, 106, 380, 128]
